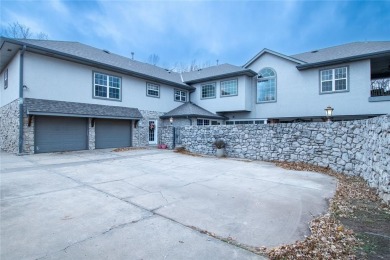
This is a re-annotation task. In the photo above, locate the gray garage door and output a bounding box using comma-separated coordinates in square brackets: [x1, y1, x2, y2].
[35, 116, 88, 153]
[95, 119, 131, 149]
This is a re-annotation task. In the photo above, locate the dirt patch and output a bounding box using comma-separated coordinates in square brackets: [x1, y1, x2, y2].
[112, 147, 147, 152]
[174, 147, 205, 157]
[270, 161, 390, 260]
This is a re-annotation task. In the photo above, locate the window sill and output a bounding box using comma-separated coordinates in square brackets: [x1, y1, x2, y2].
[319, 90, 349, 95]
[93, 96, 122, 102]
[256, 100, 277, 104]
[368, 96, 390, 102]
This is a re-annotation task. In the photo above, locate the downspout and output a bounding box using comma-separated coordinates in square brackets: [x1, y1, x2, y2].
[18, 45, 26, 154]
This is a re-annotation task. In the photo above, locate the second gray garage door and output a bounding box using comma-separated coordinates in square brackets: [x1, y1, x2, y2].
[35, 116, 88, 153]
[95, 119, 132, 149]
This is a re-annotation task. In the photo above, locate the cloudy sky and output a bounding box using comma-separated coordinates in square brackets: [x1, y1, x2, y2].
[1, 0, 389, 69]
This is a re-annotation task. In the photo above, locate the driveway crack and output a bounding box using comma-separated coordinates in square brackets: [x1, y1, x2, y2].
[36, 215, 153, 260]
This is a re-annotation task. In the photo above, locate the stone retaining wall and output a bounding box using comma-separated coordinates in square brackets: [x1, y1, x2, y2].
[172, 115, 389, 202]
[0, 99, 20, 153]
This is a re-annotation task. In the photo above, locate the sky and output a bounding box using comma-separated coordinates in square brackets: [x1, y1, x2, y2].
[1, 0, 390, 69]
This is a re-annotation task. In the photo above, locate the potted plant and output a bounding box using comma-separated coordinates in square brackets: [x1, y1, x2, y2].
[158, 143, 167, 149]
[213, 139, 226, 158]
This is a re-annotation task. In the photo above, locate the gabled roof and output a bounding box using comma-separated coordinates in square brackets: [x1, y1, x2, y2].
[160, 102, 226, 120]
[0, 37, 193, 90]
[181, 63, 256, 84]
[291, 41, 390, 70]
[24, 98, 142, 119]
[243, 48, 306, 68]
[292, 41, 390, 70]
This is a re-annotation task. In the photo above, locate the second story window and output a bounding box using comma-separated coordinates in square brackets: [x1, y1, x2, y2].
[257, 68, 276, 102]
[146, 82, 160, 98]
[4, 68, 8, 89]
[94, 72, 121, 100]
[174, 89, 187, 102]
[320, 67, 348, 93]
[201, 83, 216, 99]
[220, 79, 238, 97]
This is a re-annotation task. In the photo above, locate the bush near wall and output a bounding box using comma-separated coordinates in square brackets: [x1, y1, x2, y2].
[173, 115, 390, 203]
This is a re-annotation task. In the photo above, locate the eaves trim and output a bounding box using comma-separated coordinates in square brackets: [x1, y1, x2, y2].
[184, 70, 257, 84]
[27, 110, 143, 120]
[243, 48, 306, 68]
[296, 50, 390, 70]
[2, 38, 194, 91]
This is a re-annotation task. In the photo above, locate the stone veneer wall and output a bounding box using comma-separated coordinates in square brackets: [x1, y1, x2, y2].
[133, 110, 165, 147]
[23, 115, 34, 154]
[0, 99, 20, 153]
[159, 126, 174, 149]
[88, 118, 95, 150]
[173, 115, 390, 202]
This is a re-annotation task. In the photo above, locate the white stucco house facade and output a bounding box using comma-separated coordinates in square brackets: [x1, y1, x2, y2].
[1, 37, 389, 153]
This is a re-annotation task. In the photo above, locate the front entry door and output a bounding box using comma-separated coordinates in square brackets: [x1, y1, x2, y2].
[148, 120, 158, 145]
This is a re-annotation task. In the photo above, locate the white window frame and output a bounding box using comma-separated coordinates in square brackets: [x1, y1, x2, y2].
[93, 72, 121, 100]
[320, 66, 348, 93]
[201, 83, 216, 99]
[146, 82, 160, 98]
[220, 79, 238, 97]
[257, 68, 277, 103]
[174, 89, 187, 102]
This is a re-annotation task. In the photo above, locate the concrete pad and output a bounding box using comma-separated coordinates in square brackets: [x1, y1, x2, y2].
[1, 186, 151, 260]
[41, 216, 265, 260]
[55, 163, 148, 184]
[0, 151, 37, 171]
[0, 170, 81, 200]
[92, 180, 149, 199]
[124, 173, 190, 192]
[155, 182, 318, 247]
[1, 149, 337, 259]
[127, 191, 177, 210]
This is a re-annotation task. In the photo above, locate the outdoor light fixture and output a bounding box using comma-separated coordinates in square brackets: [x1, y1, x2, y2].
[169, 117, 173, 125]
[325, 106, 334, 121]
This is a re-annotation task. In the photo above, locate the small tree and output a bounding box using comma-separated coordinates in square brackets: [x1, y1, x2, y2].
[148, 54, 160, 66]
[4, 21, 48, 40]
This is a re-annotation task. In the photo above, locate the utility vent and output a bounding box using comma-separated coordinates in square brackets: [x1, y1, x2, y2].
[311, 50, 318, 53]
[102, 49, 110, 54]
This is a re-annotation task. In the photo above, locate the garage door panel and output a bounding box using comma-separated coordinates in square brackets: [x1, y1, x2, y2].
[35, 116, 88, 153]
[95, 119, 131, 149]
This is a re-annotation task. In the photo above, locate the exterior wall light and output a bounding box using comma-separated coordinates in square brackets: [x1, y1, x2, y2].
[325, 106, 334, 122]
[169, 117, 173, 125]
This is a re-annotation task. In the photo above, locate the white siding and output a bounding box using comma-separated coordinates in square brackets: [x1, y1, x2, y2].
[0, 52, 20, 106]
[22, 52, 185, 112]
[241, 53, 389, 119]
[191, 75, 251, 113]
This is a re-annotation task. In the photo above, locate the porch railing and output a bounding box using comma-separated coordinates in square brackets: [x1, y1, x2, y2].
[371, 78, 390, 97]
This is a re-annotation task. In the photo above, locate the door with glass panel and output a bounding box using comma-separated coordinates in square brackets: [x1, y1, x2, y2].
[148, 120, 157, 145]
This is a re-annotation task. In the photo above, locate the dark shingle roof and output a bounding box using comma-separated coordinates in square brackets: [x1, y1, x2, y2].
[3, 38, 192, 89]
[291, 41, 390, 69]
[181, 63, 256, 83]
[24, 98, 142, 119]
[160, 102, 226, 120]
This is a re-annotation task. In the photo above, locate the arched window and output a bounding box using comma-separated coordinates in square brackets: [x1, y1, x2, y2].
[257, 68, 276, 102]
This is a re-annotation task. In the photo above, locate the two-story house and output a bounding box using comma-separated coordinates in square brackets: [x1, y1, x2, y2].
[1, 37, 389, 154]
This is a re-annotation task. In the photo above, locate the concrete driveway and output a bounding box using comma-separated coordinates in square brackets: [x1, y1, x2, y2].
[0, 149, 337, 259]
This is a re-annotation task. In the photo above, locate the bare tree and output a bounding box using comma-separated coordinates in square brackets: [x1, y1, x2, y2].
[4, 21, 48, 40]
[148, 54, 160, 66]
[36, 32, 49, 40]
[172, 59, 213, 73]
